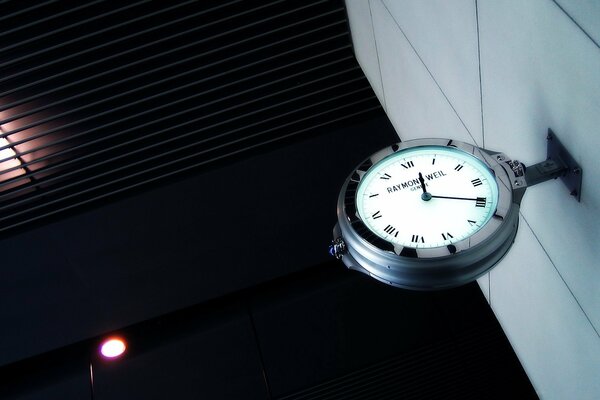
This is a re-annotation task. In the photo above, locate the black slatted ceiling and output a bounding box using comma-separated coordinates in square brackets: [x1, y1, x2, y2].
[0, 0, 380, 234]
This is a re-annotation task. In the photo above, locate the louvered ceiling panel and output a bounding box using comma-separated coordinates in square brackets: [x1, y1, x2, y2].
[0, 0, 381, 234]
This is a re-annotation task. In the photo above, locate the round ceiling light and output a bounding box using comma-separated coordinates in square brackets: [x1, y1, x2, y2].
[99, 337, 127, 359]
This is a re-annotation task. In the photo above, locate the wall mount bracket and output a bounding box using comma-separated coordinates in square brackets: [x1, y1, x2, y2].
[524, 129, 582, 201]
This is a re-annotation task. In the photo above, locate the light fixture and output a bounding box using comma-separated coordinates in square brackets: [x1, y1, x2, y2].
[99, 337, 127, 359]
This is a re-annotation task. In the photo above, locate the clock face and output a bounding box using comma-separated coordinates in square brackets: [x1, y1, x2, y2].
[356, 146, 499, 249]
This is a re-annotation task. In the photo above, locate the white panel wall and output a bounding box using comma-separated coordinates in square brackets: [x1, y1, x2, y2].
[490, 221, 600, 399]
[381, 0, 483, 145]
[346, 0, 600, 398]
[346, 0, 386, 109]
[368, 0, 475, 145]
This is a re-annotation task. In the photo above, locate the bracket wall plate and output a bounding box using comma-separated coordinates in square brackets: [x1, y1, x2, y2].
[524, 129, 583, 201]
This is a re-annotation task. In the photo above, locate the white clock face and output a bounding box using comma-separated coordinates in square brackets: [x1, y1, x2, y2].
[356, 146, 499, 249]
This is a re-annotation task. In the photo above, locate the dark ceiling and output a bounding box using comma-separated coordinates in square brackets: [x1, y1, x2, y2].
[0, 0, 379, 235]
[0, 1, 536, 399]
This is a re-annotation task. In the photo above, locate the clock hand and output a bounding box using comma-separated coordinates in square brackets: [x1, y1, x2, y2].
[418, 172, 427, 193]
[418, 172, 432, 201]
[430, 195, 480, 201]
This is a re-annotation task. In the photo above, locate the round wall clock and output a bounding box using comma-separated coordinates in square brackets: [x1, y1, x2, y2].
[331, 138, 528, 290]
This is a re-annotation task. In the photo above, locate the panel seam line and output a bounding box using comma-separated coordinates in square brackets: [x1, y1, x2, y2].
[475, 0, 485, 149]
[380, 0, 479, 147]
[247, 306, 273, 399]
[551, 0, 600, 50]
[368, 0, 387, 110]
[520, 212, 600, 338]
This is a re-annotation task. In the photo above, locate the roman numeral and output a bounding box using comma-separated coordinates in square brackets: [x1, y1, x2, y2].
[432, 158, 436, 165]
[384, 225, 396, 235]
[467, 219, 477, 226]
[454, 164, 464, 171]
[401, 161, 415, 169]
[441, 232, 454, 241]
[411, 234, 425, 243]
[369, 193, 379, 198]
[380, 173, 391, 180]
[471, 178, 482, 187]
[475, 197, 487, 207]
[372, 211, 382, 219]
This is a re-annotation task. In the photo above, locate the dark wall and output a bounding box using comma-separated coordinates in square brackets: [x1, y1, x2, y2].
[0, 115, 397, 367]
[0, 260, 537, 399]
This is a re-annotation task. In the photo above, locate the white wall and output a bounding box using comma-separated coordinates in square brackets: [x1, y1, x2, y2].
[346, 0, 600, 398]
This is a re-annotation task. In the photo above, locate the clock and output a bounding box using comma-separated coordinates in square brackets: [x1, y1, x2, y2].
[331, 138, 527, 290]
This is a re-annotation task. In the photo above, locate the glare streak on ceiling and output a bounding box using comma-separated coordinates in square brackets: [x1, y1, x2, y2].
[0, 136, 17, 163]
[0, 124, 26, 189]
[0, 0, 381, 235]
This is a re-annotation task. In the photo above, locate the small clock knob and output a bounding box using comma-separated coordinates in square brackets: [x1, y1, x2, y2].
[329, 237, 347, 259]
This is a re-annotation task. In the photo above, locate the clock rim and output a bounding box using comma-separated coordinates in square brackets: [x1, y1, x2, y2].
[335, 138, 523, 290]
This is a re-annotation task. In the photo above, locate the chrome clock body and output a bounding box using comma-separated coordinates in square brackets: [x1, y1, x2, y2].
[332, 138, 526, 290]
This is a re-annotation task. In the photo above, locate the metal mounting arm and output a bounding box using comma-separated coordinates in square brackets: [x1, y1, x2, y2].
[524, 129, 583, 201]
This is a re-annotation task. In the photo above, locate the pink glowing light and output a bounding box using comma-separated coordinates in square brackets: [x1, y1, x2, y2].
[99, 337, 127, 359]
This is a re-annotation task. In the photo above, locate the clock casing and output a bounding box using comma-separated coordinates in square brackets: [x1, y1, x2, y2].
[333, 138, 526, 290]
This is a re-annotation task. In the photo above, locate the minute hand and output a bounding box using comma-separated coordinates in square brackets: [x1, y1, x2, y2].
[430, 195, 481, 201]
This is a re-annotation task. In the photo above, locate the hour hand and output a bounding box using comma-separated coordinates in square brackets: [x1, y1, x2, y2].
[418, 172, 432, 201]
[418, 172, 426, 193]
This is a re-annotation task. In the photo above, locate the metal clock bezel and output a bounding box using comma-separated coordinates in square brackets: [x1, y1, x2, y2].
[334, 138, 525, 290]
